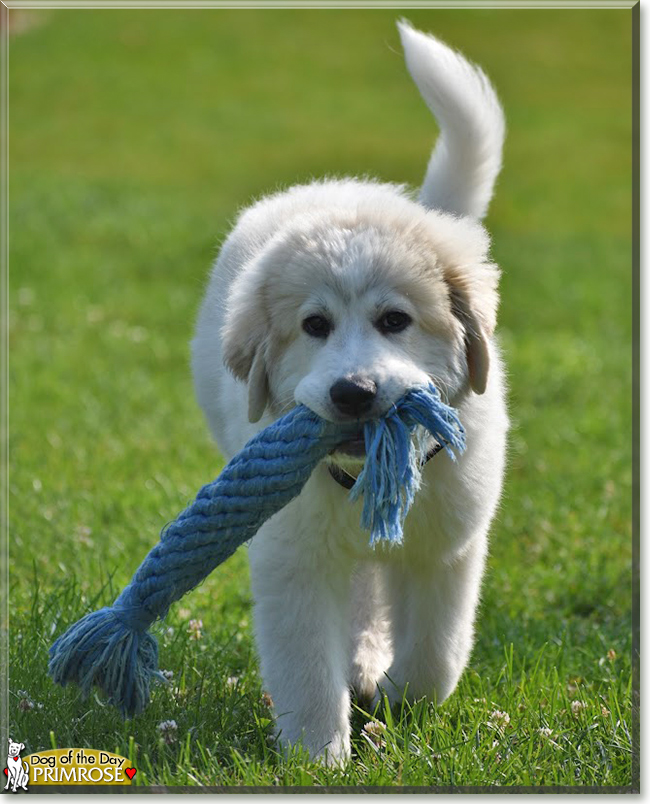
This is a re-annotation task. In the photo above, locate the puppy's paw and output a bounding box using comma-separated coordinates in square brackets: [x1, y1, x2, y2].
[351, 660, 383, 706]
[350, 628, 392, 706]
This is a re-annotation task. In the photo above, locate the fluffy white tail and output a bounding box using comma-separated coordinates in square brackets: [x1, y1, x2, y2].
[398, 21, 505, 220]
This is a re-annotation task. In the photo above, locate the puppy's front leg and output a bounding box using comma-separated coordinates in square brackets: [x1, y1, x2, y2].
[383, 535, 488, 707]
[248, 508, 354, 764]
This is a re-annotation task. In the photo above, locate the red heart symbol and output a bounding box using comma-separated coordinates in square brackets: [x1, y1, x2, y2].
[125, 768, 136, 780]
[3, 769, 7, 776]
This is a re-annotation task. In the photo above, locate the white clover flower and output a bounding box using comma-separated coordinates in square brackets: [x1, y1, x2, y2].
[158, 719, 179, 745]
[16, 690, 36, 712]
[362, 720, 387, 749]
[488, 709, 510, 729]
[571, 700, 586, 716]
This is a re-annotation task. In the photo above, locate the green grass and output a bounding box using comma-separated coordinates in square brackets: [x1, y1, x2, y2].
[8, 7, 635, 789]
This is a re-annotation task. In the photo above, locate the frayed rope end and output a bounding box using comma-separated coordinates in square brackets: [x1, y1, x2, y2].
[48, 607, 161, 718]
[350, 383, 466, 546]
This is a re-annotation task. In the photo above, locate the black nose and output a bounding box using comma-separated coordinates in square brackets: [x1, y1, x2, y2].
[329, 376, 377, 417]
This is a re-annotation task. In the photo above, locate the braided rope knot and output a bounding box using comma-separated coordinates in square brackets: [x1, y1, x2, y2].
[48, 383, 465, 716]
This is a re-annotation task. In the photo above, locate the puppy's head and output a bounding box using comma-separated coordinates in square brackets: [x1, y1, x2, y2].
[222, 203, 499, 451]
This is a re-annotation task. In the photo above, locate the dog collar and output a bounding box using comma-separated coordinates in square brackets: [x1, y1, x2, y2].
[328, 442, 445, 491]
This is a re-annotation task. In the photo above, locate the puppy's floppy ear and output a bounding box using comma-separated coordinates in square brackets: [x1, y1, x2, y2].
[221, 270, 271, 423]
[445, 261, 500, 395]
[417, 210, 500, 395]
[246, 342, 271, 423]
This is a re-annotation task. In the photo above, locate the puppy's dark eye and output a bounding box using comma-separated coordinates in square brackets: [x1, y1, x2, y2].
[377, 310, 411, 334]
[302, 315, 331, 338]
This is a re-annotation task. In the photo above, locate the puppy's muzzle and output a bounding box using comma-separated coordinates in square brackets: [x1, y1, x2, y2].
[329, 376, 377, 419]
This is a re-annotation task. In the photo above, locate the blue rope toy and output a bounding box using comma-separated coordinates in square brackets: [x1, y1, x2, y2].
[48, 383, 465, 717]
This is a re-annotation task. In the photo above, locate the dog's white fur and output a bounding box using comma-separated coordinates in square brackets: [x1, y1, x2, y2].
[191, 21, 509, 762]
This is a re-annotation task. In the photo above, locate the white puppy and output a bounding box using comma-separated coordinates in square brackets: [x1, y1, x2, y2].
[192, 21, 509, 763]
